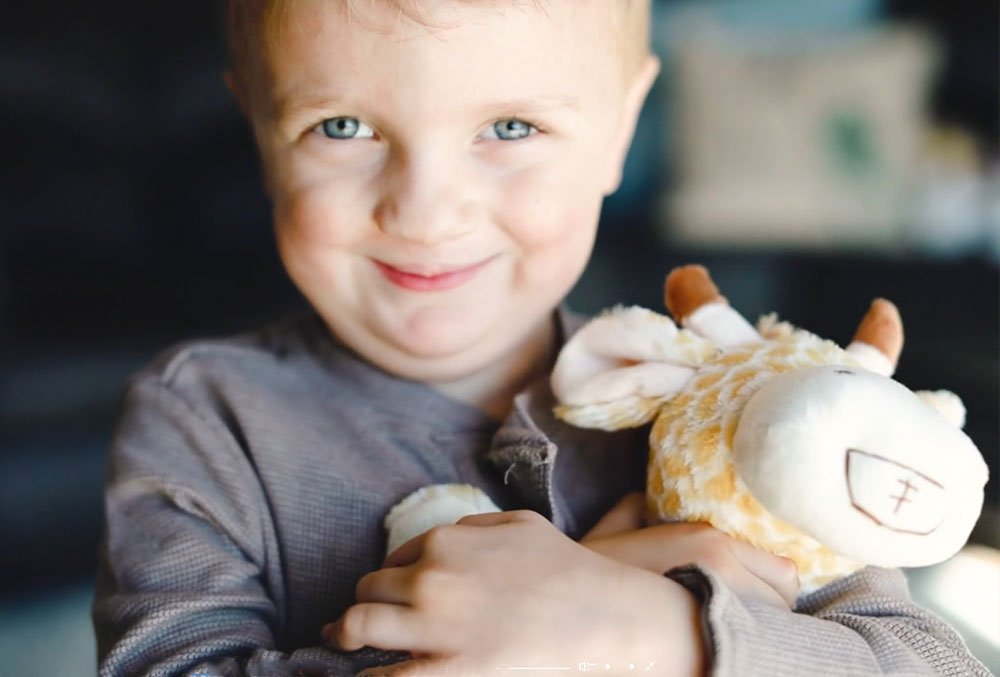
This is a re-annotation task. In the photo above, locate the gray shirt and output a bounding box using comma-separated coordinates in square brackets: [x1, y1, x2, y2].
[92, 310, 990, 676]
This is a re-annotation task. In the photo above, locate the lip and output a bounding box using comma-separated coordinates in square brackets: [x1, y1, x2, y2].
[373, 256, 496, 292]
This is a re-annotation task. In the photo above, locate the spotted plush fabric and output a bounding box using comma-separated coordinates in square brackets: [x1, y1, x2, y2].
[559, 317, 870, 593]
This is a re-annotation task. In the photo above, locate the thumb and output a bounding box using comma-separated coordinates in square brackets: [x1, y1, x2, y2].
[582, 491, 646, 541]
[359, 655, 456, 676]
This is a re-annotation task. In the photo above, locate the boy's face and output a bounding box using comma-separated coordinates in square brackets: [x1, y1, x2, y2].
[241, 1, 657, 382]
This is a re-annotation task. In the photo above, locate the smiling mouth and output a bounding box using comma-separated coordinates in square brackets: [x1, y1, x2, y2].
[373, 256, 495, 292]
[845, 448, 945, 536]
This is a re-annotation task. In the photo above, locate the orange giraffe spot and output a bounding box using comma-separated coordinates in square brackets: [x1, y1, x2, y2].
[649, 467, 665, 496]
[667, 393, 694, 417]
[694, 370, 726, 392]
[742, 519, 767, 543]
[703, 467, 737, 502]
[693, 425, 722, 466]
[736, 491, 764, 518]
[768, 342, 797, 358]
[716, 350, 754, 367]
[772, 517, 800, 537]
[661, 449, 691, 479]
[651, 412, 673, 442]
[723, 420, 739, 450]
[695, 388, 721, 420]
[786, 549, 811, 574]
[661, 488, 683, 517]
[726, 368, 759, 396]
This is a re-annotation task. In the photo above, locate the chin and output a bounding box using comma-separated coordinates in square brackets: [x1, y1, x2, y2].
[390, 329, 490, 368]
[376, 343, 493, 383]
[380, 320, 520, 382]
[396, 306, 494, 353]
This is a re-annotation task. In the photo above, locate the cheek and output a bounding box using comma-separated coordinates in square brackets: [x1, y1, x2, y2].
[270, 174, 373, 300]
[272, 176, 367, 252]
[499, 163, 604, 254]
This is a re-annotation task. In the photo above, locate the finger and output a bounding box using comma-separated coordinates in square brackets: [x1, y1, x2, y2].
[383, 510, 540, 568]
[355, 566, 416, 605]
[360, 656, 456, 677]
[724, 540, 800, 608]
[677, 524, 797, 608]
[382, 510, 548, 567]
[455, 509, 541, 527]
[383, 530, 429, 569]
[322, 603, 430, 653]
[582, 492, 645, 541]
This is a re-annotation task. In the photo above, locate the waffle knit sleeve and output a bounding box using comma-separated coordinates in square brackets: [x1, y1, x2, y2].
[92, 374, 387, 677]
[666, 565, 991, 676]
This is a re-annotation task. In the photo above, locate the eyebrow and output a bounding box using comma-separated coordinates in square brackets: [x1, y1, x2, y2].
[273, 92, 581, 136]
[479, 95, 581, 116]
[273, 94, 350, 136]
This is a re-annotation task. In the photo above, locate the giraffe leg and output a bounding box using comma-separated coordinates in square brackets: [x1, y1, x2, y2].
[664, 265, 760, 347]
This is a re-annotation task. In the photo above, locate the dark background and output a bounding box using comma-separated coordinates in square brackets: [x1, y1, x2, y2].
[0, 0, 997, 672]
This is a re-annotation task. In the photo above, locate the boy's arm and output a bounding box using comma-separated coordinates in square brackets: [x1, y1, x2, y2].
[673, 564, 991, 676]
[93, 374, 388, 677]
[325, 505, 990, 677]
[583, 493, 991, 676]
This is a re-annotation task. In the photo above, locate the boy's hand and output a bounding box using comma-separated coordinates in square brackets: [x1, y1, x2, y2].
[322, 509, 705, 676]
[581, 492, 799, 610]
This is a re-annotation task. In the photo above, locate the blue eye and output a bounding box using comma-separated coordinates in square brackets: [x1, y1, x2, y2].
[318, 117, 375, 140]
[488, 119, 536, 141]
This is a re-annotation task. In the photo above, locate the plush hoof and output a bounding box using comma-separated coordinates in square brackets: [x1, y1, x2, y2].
[384, 484, 500, 556]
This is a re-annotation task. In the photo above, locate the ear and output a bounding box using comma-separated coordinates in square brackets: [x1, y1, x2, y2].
[603, 54, 661, 195]
[915, 390, 967, 429]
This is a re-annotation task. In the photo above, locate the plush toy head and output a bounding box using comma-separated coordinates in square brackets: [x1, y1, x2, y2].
[551, 264, 988, 593]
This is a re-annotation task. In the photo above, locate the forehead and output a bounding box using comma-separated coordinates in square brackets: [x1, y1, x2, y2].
[252, 0, 624, 118]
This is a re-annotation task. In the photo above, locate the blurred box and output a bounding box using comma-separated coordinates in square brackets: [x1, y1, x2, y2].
[662, 25, 939, 249]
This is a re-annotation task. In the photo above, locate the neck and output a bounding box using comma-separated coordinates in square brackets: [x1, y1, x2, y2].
[430, 314, 558, 420]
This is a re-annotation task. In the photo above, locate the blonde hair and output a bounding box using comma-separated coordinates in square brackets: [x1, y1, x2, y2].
[223, 0, 652, 90]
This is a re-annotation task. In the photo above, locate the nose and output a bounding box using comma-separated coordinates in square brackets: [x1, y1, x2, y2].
[374, 146, 477, 245]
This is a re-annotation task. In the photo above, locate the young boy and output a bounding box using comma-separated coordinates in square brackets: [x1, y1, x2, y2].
[92, 1, 990, 675]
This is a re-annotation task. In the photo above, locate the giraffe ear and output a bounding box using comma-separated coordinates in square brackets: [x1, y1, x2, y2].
[551, 306, 710, 408]
[555, 395, 667, 431]
[915, 390, 966, 428]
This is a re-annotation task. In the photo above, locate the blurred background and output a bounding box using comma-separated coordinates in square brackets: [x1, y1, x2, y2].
[1, 0, 997, 674]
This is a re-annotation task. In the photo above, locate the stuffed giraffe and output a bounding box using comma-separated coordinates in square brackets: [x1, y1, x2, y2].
[383, 265, 987, 595]
[549, 265, 988, 593]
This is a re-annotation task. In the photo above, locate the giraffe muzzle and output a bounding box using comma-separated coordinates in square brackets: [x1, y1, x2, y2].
[845, 448, 945, 536]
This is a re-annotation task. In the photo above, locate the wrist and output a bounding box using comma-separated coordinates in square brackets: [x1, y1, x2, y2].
[617, 566, 707, 677]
